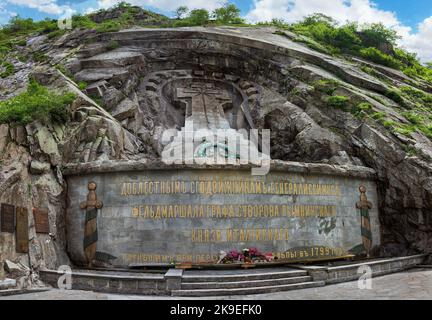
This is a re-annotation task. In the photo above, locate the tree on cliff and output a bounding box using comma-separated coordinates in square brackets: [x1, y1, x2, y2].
[174, 6, 188, 20]
[213, 3, 243, 24]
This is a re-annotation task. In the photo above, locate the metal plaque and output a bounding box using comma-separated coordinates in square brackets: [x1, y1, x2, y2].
[33, 208, 50, 234]
[16, 207, 29, 253]
[0, 203, 15, 233]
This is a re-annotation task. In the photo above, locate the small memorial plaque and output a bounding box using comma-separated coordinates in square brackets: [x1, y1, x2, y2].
[33, 208, 49, 234]
[0, 204, 15, 233]
[16, 207, 29, 253]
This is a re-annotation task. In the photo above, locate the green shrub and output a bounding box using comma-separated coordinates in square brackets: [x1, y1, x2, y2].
[78, 81, 88, 90]
[357, 102, 373, 111]
[0, 45, 10, 54]
[313, 79, 340, 95]
[381, 119, 396, 129]
[4, 16, 36, 34]
[0, 79, 75, 124]
[360, 65, 392, 84]
[329, 23, 362, 51]
[371, 112, 385, 120]
[385, 89, 407, 107]
[107, 40, 120, 50]
[394, 48, 418, 67]
[402, 111, 426, 125]
[403, 145, 417, 156]
[188, 9, 210, 26]
[417, 124, 432, 139]
[351, 102, 373, 118]
[172, 19, 195, 27]
[326, 95, 350, 110]
[32, 52, 49, 63]
[15, 39, 27, 46]
[359, 47, 401, 69]
[394, 125, 415, 136]
[359, 23, 400, 48]
[72, 15, 97, 29]
[262, 18, 290, 29]
[17, 54, 28, 63]
[301, 13, 337, 27]
[0, 62, 15, 78]
[47, 29, 67, 39]
[213, 4, 243, 24]
[37, 18, 58, 34]
[95, 21, 122, 33]
[400, 86, 432, 104]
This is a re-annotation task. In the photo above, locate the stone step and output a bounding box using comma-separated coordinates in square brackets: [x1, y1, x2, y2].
[0, 278, 16, 290]
[181, 275, 312, 290]
[0, 288, 51, 297]
[182, 270, 308, 283]
[172, 281, 325, 297]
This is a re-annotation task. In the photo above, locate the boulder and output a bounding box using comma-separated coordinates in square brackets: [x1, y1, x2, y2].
[30, 160, 51, 175]
[111, 98, 138, 121]
[35, 127, 61, 166]
[4, 260, 29, 279]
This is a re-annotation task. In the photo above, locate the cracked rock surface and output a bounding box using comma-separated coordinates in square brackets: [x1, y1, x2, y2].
[1, 26, 432, 277]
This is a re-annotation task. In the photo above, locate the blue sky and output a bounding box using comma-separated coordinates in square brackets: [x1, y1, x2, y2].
[1, 0, 432, 61]
[0, 0, 429, 29]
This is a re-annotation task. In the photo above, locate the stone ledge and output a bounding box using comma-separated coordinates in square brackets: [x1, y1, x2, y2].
[40, 269, 167, 295]
[40, 269, 164, 281]
[298, 254, 427, 284]
[0, 278, 16, 290]
[326, 254, 426, 271]
[37, 255, 426, 296]
[0, 288, 50, 297]
[62, 159, 376, 179]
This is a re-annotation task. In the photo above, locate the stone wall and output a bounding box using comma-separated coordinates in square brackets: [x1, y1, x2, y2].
[64, 162, 380, 267]
[0, 122, 70, 286]
[1, 26, 432, 278]
[78, 28, 431, 257]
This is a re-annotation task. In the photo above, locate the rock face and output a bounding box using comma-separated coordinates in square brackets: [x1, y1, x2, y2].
[88, 5, 167, 25]
[0, 26, 431, 276]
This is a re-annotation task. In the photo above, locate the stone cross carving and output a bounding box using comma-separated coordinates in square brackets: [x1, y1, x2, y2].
[80, 181, 103, 267]
[177, 82, 232, 130]
[356, 185, 373, 258]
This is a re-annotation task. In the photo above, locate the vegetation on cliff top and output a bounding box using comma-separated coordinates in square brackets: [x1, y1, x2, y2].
[1, 2, 432, 138]
[1, 3, 430, 81]
[266, 13, 432, 85]
[0, 79, 75, 125]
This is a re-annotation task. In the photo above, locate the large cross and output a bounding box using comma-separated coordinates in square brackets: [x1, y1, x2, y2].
[176, 82, 232, 130]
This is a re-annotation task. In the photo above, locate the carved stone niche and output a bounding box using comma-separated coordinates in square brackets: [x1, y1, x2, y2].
[140, 69, 261, 132]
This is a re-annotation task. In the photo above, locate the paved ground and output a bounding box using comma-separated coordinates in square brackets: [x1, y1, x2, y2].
[1, 268, 431, 300]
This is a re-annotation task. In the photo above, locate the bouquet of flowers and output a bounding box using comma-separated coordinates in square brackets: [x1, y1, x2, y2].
[217, 247, 275, 263]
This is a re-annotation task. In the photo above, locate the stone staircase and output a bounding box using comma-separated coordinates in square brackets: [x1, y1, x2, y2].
[171, 269, 325, 297]
[38, 255, 427, 297]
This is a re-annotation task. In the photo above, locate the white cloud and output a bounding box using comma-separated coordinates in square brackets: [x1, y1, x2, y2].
[7, 0, 72, 15]
[84, 7, 98, 15]
[399, 17, 432, 63]
[246, 0, 432, 63]
[245, 0, 402, 26]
